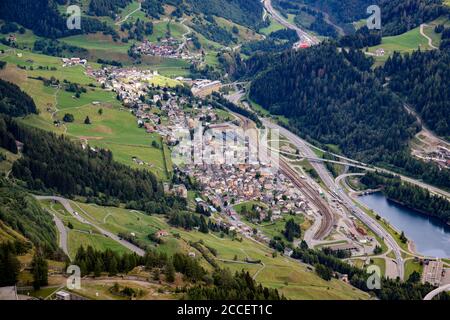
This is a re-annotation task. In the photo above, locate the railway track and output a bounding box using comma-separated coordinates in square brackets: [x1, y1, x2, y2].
[279, 159, 334, 240]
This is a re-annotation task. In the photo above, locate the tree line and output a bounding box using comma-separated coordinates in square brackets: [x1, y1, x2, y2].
[73, 245, 283, 300]
[0, 116, 186, 215]
[0, 0, 119, 39]
[0, 79, 37, 117]
[249, 43, 418, 164]
[361, 171, 450, 224]
[378, 50, 450, 137]
[0, 178, 60, 255]
[88, 0, 132, 18]
[292, 241, 448, 300]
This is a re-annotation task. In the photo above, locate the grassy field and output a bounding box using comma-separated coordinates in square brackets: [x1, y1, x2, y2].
[50, 199, 370, 300]
[233, 200, 268, 213]
[422, 16, 450, 48]
[367, 26, 434, 65]
[0, 220, 28, 244]
[259, 16, 285, 35]
[41, 200, 132, 259]
[70, 201, 182, 257]
[215, 17, 263, 43]
[177, 227, 369, 300]
[0, 47, 173, 179]
[404, 259, 424, 280]
[0, 147, 20, 176]
[370, 258, 386, 277]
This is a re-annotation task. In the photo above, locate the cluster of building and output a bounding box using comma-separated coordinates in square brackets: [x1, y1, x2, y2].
[133, 38, 203, 63]
[191, 79, 222, 97]
[87, 65, 319, 244]
[134, 39, 180, 58]
[419, 146, 450, 169]
[185, 163, 310, 230]
[62, 57, 87, 67]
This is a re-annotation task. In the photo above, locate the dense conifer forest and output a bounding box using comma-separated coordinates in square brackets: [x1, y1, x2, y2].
[361, 172, 450, 224]
[249, 43, 418, 163]
[379, 50, 450, 137]
[246, 43, 450, 190]
[0, 116, 185, 214]
[0, 79, 37, 117]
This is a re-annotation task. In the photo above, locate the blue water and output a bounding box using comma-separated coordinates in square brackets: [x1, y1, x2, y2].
[359, 193, 450, 258]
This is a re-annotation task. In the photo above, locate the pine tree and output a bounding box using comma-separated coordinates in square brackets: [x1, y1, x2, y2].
[199, 216, 209, 234]
[109, 256, 118, 276]
[0, 245, 20, 286]
[31, 251, 48, 290]
[165, 261, 175, 283]
[94, 258, 102, 277]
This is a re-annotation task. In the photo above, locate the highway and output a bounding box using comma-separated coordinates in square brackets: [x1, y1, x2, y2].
[272, 126, 450, 200]
[262, 118, 405, 279]
[34, 196, 145, 257]
[262, 0, 320, 45]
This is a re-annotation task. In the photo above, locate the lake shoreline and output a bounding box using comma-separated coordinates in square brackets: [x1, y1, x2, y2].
[359, 192, 450, 258]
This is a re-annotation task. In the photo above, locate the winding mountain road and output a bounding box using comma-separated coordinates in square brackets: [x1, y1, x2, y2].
[115, 1, 142, 25]
[35, 196, 145, 257]
[420, 24, 438, 50]
[52, 212, 69, 257]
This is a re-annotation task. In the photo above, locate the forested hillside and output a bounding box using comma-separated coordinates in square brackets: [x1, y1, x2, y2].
[361, 171, 450, 223]
[290, 0, 373, 24]
[281, 0, 448, 37]
[0, 116, 185, 214]
[0, 0, 116, 38]
[379, 50, 450, 137]
[89, 0, 132, 17]
[0, 79, 37, 117]
[250, 43, 418, 162]
[379, 0, 448, 36]
[186, 0, 263, 29]
[0, 179, 57, 253]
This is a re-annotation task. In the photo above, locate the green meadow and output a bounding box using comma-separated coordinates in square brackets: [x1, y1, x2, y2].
[367, 26, 434, 65]
[422, 16, 450, 48]
[259, 16, 285, 35]
[0, 46, 173, 179]
[41, 200, 131, 259]
[55, 199, 370, 300]
[404, 259, 424, 280]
